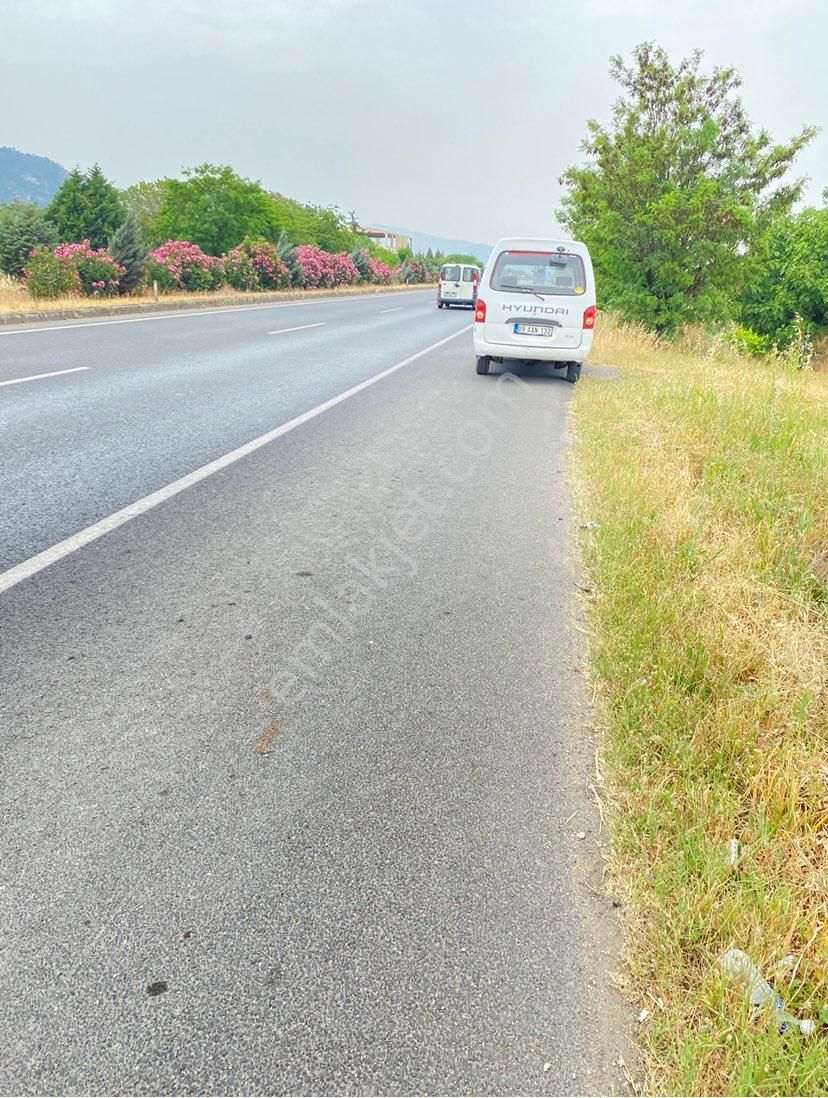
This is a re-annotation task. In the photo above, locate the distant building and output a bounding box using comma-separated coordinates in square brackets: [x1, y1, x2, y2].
[357, 227, 412, 252]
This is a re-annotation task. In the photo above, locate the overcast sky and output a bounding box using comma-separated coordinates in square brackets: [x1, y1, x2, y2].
[2, 0, 825, 243]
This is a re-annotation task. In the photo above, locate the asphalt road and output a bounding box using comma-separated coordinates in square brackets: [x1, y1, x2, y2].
[0, 289, 631, 1095]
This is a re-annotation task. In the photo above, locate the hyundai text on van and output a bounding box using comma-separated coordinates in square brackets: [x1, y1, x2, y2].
[438, 263, 481, 308]
[473, 238, 595, 383]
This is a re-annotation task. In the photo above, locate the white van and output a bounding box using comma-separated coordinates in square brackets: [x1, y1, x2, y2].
[472, 238, 595, 383]
[437, 262, 481, 308]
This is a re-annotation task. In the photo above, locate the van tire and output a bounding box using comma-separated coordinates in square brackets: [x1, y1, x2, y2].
[566, 362, 581, 384]
[437, 300, 444, 309]
[476, 356, 491, 375]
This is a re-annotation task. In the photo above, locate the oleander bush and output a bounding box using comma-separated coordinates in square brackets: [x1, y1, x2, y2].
[223, 237, 290, 291]
[146, 240, 220, 292]
[22, 247, 79, 298]
[22, 240, 124, 298]
[54, 241, 124, 297]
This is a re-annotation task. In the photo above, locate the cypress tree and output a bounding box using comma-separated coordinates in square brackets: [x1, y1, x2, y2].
[109, 211, 147, 294]
[83, 164, 124, 248]
[47, 168, 88, 242]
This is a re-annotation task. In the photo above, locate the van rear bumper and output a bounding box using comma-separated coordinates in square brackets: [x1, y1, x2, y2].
[474, 330, 593, 363]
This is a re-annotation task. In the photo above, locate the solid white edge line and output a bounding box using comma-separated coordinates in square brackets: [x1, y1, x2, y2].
[0, 324, 472, 596]
[378, 307, 404, 314]
[0, 366, 90, 389]
[0, 289, 431, 337]
[267, 322, 326, 335]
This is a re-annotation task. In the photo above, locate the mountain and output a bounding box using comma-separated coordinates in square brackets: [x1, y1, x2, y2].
[0, 147, 68, 206]
[372, 223, 491, 264]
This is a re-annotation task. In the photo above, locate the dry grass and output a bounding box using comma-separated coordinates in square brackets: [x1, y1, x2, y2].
[574, 315, 828, 1095]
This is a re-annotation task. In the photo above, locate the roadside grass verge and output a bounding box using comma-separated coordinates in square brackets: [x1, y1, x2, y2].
[574, 316, 827, 1096]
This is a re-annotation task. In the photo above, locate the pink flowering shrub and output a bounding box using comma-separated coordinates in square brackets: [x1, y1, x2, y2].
[54, 241, 124, 297]
[293, 245, 363, 288]
[293, 244, 335, 288]
[329, 252, 360, 286]
[23, 241, 124, 298]
[223, 237, 290, 291]
[368, 258, 395, 285]
[146, 240, 220, 292]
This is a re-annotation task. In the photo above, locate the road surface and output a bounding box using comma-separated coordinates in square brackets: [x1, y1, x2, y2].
[0, 289, 630, 1095]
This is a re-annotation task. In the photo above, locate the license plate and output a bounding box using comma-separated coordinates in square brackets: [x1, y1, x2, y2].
[514, 323, 556, 336]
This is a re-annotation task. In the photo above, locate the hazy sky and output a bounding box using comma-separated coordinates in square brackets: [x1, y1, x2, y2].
[2, 0, 826, 243]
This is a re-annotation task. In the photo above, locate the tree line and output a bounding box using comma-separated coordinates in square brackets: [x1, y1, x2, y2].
[0, 163, 463, 297]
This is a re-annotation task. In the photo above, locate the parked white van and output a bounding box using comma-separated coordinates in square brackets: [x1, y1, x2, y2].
[472, 238, 595, 383]
[437, 262, 481, 308]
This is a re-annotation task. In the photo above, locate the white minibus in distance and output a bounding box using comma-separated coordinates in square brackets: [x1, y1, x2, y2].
[437, 262, 481, 308]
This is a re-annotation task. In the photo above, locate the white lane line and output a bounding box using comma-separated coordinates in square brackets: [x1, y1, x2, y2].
[0, 366, 90, 389]
[0, 290, 430, 337]
[379, 307, 404, 314]
[0, 324, 472, 597]
[268, 322, 326, 336]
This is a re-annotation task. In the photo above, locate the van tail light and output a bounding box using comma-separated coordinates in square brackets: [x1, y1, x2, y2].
[474, 299, 486, 323]
[583, 305, 596, 329]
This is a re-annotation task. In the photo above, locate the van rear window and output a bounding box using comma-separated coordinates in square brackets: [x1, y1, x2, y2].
[461, 267, 478, 282]
[491, 251, 586, 296]
[441, 265, 461, 281]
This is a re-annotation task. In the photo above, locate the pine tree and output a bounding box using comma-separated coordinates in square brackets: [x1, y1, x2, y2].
[83, 164, 125, 248]
[109, 211, 147, 294]
[0, 201, 58, 277]
[47, 168, 88, 242]
[46, 164, 125, 247]
[425, 247, 434, 261]
[351, 246, 372, 280]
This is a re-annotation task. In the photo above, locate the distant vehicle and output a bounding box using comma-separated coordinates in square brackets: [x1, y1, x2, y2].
[472, 238, 595, 383]
[437, 262, 481, 308]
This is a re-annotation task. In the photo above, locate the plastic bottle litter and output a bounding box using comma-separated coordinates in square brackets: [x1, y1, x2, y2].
[721, 948, 816, 1036]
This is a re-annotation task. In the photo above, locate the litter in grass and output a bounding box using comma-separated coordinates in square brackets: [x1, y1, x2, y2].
[727, 838, 740, 868]
[721, 948, 816, 1036]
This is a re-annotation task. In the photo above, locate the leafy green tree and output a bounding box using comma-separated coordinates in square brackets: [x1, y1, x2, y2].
[47, 164, 124, 248]
[558, 43, 817, 334]
[109, 210, 147, 294]
[0, 201, 58, 277]
[444, 253, 481, 266]
[122, 180, 169, 244]
[739, 204, 828, 347]
[155, 164, 275, 255]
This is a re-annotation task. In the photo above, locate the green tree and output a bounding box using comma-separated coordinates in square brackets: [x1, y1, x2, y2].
[0, 201, 58, 277]
[109, 210, 147, 294]
[155, 164, 275, 255]
[82, 164, 125, 247]
[46, 168, 87, 243]
[47, 164, 124, 248]
[122, 179, 169, 245]
[558, 43, 817, 334]
[739, 203, 828, 348]
[444, 253, 481, 266]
